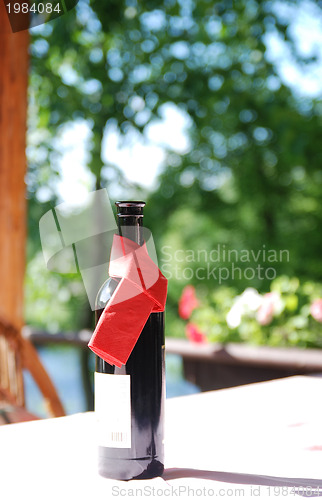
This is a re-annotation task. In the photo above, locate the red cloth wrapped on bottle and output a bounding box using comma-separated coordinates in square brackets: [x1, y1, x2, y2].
[88, 234, 168, 367]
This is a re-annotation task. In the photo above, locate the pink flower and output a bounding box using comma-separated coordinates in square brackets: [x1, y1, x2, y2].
[178, 285, 199, 320]
[185, 323, 207, 343]
[256, 292, 278, 326]
[310, 299, 322, 323]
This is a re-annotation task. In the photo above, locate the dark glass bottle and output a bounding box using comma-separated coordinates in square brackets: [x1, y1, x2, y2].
[95, 201, 165, 480]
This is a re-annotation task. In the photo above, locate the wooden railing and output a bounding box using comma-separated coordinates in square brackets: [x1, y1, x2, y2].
[165, 339, 322, 391]
[23, 328, 322, 398]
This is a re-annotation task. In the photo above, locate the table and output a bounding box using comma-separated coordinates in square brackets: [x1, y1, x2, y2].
[1, 376, 322, 499]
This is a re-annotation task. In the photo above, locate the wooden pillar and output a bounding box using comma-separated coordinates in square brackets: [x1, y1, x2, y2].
[0, 3, 29, 407]
[0, 2, 29, 333]
[0, 9, 65, 417]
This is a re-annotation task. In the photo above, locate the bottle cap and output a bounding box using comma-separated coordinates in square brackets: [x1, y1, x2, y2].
[116, 201, 145, 217]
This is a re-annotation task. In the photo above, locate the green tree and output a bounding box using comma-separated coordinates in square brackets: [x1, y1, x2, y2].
[27, 0, 322, 332]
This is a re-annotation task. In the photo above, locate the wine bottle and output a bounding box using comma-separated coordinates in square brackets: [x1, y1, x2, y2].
[95, 201, 165, 480]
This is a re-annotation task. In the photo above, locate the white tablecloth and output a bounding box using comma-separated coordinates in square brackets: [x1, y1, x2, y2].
[1, 376, 322, 499]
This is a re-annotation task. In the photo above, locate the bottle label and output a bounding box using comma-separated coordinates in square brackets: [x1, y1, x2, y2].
[95, 372, 131, 448]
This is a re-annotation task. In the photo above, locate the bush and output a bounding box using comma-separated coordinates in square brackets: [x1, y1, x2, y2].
[179, 276, 322, 348]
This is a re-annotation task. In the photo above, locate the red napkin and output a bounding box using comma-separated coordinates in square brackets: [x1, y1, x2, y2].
[88, 234, 168, 367]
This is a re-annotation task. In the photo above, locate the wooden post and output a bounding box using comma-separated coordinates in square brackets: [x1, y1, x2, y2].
[0, 3, 29, 406]
[0, 2, 29, 335]
[0, 6, 65, 418]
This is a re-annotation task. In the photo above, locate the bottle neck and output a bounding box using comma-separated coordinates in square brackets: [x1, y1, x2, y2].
[117, 215, 144, 246]
[115, 201, 145, 246]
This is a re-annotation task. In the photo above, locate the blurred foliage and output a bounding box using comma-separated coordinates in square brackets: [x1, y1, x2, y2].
[26, 0, 322, 336]
[25, 253, 88, 331]
[187, 277, 322, 347]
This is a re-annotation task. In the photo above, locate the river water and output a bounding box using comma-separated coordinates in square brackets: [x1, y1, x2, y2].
[24, 346, 200, 417]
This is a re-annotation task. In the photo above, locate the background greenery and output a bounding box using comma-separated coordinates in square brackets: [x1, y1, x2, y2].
[26, 0, 322, 344]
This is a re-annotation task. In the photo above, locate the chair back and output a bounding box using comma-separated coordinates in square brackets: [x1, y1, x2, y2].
[0, 319, 65, 418]
[0, 320, 24, 407]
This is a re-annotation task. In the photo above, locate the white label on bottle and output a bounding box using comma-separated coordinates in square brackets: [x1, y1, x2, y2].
[95, 372, 131, 448]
